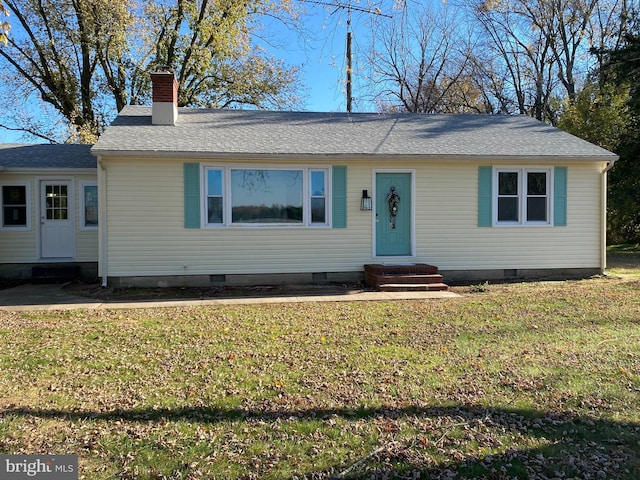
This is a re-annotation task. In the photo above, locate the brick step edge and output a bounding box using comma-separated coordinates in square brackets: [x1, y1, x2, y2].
[364, 263, 439, 275]
[378, 283, 449, 292]
[370, 273, 444, 285]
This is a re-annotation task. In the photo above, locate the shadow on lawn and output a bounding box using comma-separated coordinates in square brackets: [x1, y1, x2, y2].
[4, 404, 640, 479]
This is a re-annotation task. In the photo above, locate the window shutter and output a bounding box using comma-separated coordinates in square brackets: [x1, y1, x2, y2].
[184, 163, 201, 229]
[554, 166, 567, 226]
[332, 166, 347, 228]
[478, 166, 492, 227]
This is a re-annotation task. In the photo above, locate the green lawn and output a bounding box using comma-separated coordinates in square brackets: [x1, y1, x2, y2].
[1, 253, 639, 479]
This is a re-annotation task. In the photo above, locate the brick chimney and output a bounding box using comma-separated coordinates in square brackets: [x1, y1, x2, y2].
[150, 67, 178, 126]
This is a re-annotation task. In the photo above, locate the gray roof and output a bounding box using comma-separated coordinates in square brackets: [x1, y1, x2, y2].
[0, 144, 96, 170]
[92, 106, 617, 160]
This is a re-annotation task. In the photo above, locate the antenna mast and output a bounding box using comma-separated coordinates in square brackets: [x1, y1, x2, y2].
[305, 0, 391, 112]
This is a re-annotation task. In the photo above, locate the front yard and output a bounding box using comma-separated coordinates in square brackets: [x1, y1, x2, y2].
[1, 253, 639, 479]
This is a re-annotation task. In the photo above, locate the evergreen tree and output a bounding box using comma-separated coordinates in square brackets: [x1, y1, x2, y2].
[605, 30, 640, 242]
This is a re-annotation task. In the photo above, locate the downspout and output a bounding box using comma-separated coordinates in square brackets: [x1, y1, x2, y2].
[600, 158, 618, 275]
[98, 156, 108, 287]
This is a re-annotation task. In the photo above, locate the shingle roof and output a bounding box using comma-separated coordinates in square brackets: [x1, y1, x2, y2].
[92, 106, 617, 160]
[0, 144, 96, 169]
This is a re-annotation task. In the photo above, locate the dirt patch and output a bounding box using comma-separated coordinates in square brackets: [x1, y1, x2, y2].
[64, 281, 370, 301]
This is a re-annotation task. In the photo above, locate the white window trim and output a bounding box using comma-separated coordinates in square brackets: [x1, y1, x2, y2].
[80, 181, 98, 230]
[201, 164, 332, 228]
[309, 169, 329, 226]
[0, 181, 31, 231]
[493, 167, 553, 227]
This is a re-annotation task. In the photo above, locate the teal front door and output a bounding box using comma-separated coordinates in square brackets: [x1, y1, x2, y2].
[375, 172, 412, 256]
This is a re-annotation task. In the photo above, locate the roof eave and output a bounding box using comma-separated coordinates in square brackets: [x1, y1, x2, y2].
[90, 149, 618, 163]
[0, 167, 97, 174]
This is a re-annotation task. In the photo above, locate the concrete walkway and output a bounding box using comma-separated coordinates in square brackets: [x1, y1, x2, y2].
[0, 283, 461, 312]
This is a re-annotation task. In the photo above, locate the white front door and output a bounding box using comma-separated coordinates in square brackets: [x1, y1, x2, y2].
[40, 181, 75, 258]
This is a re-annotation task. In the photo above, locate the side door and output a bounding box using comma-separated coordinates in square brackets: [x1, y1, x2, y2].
[40, 181, 75, 258]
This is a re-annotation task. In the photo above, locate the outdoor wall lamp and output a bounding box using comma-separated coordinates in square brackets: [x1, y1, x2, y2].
[360, 189, 372, 211]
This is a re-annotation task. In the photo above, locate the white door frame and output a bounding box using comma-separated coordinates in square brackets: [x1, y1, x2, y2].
[37, 177, 76, 260]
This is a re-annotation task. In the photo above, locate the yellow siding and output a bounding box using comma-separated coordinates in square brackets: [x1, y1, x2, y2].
[0, 226, 38, 263]
[414, 162, 602, 270]
[103, 157, 372, 276]
[103, 157, 604, 277]
[0, 173, 98, 263]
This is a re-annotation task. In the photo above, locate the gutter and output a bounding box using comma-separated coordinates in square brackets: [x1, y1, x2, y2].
[601, 158, 618, 275]
[89, 150, 618, 164]
[98, 156, 108, 288]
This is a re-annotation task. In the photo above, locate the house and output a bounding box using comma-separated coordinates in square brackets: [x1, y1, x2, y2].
[86, 70, 619, 288]
[1, 69, 618, 288]
[0, 144, 98, 280]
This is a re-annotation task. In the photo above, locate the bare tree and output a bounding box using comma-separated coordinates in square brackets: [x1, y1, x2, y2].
[367, 1, 488, 113]
[468, 0, 634, 122]
[472, 0, 558, 121]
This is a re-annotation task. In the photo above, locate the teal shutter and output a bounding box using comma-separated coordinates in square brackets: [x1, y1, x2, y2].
[554, 166, 567, 226]
[478, 166, 493, 227]
[184, 163, 201, 229]
[332, 166, 347, 228]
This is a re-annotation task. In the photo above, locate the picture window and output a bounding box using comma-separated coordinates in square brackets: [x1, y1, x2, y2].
[203, 166, 330, 227]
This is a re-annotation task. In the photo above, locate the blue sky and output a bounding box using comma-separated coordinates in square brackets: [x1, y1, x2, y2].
[266, 1, 389, 113]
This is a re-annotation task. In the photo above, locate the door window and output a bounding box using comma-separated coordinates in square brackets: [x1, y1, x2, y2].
[45, 185, 68, 220]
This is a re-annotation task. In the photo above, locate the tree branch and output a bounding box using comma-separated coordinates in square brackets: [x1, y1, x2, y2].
[0, 122, 58, 143]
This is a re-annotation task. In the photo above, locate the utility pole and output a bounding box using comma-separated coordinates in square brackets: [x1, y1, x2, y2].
[305, 0, 391, 112]
[346, 28, 353, 113]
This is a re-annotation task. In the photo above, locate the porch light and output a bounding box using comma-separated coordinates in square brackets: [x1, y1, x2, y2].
[360, 189, 372, 211]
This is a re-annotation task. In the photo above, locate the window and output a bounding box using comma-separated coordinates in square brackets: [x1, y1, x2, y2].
[231, 169, 303, 224]
[203, 166, 330, 227]
[310, 170, 327, 224]
[526, 172, 548, 222]
[1, 184, 29, 229]
[81, 182, 98, 228]
[495, 168, 551, 225]
[206, 169, 223, 224]
[45, 184, 69, 220]
[497, 171, 519, 222]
